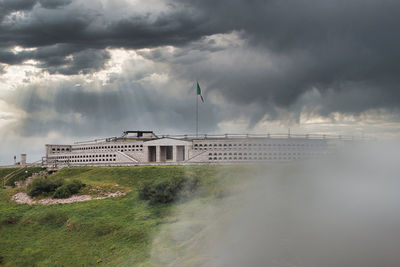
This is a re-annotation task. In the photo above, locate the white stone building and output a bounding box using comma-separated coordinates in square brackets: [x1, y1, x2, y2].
[44, 130, 350, 168]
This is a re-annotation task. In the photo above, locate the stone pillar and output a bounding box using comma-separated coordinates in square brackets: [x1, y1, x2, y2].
[172, 146, 178, 162]
[185, 145, 189, 161]
[156, 146, 161, 162]
[143, 146, 148, 163]
[21, 154, 27, 166]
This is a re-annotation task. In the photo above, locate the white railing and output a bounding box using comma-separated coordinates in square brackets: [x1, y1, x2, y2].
[72, 132, 373, 145]
[158, 133, 369, 141]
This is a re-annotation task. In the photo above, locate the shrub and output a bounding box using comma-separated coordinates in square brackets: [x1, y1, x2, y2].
[53, 180, 84, 199]
[138, 177, 199, 204]
[67, 180, 85, 193]
[27, 177, 64, 197]
[53, 185, 72, 199]
[27, 177, 84, 198]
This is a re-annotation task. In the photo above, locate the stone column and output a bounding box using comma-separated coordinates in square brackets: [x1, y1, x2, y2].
[21, 154, 27, 166]
[156, 146, 161, 162]
[173, 146, 178, 162]
[185, 145, 189, 161]
[143, 146, 148, 163]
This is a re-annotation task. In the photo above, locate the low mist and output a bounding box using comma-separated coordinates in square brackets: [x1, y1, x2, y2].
[151, 142, 400, 267]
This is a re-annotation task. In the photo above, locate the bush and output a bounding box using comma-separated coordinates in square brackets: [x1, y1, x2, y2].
[27, 177, 84, 198]
[53, 180, 85, 199]
[27, 177, 64, 197]
[138, 177, 199, 204]
[52, 185, 72, 199]
[67, 180, 85, 193]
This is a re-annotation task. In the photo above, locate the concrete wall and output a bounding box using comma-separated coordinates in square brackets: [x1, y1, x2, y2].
[44, 136, 338, 168]
[186, 138, 330, 163]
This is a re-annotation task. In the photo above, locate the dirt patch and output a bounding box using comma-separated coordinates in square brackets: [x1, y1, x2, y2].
[11, 191, 126, 205]
[12, 192, 35, 205]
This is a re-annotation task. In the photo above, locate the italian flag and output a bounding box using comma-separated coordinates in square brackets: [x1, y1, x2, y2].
[197, 82, 205, 103]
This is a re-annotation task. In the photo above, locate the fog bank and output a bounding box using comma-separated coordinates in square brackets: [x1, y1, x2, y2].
[151, 142, 400, 267]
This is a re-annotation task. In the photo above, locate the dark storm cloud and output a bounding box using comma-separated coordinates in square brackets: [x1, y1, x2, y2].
[167, 0, 400, 119]
[0, 0, 224, 74]
[38, 0, 71, 9]
[0, 44, 110, 75]
[0, 0, 37, 21]
[1, 0, 400, 123]
[42, 48, 111, 75]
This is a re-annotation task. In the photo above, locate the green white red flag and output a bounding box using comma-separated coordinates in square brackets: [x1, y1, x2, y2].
[197, 82, 204, 103]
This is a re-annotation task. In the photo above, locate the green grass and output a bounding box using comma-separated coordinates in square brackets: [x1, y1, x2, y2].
[0, 167, 45, 186]
[0, 165, 252, 266]
[0, 168, 20, 185]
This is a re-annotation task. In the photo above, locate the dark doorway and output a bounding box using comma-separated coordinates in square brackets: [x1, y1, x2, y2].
[148, 146, 156, 162]
[166, 146, 173, 160]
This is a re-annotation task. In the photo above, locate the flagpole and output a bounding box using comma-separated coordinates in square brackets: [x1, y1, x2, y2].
[196, 81, 199, 137]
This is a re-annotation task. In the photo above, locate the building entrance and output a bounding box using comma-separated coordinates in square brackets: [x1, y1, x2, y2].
[148, 146, 156, 162]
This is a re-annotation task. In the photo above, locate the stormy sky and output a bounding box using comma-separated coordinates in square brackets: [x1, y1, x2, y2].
[1, 0, 400, 164]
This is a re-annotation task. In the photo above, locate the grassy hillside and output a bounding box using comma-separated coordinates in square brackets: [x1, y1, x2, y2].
[0, 165, 252, 266]
[0, 168, 21, 185]
[0, 167, 44, 187]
